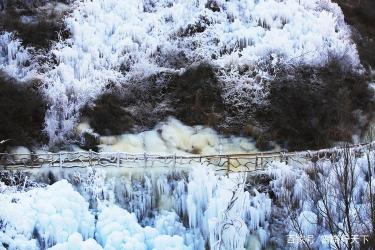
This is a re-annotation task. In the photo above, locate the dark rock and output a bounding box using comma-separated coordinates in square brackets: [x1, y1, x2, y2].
[79, 131, 100, 152]
[177, 15, 212, 37]
[205, 0, 221, 12]
[81, 74, 172, 136]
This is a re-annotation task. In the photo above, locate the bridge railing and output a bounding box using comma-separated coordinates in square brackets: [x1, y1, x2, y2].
[0, 142, 374, 172]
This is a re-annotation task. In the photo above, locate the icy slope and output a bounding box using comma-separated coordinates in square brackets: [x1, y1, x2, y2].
[26, 0, 360, 143]
[0, 0, 361, 144]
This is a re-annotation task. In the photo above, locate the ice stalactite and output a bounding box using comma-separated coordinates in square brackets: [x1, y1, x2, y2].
[185, 167, 272, 249]
[0, 165, 273, 249]
[95, 204, 190, 250]
[0, 32, 36, 80]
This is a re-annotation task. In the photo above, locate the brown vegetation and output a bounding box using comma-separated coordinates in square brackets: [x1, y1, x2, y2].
[258, 62, 374, 151]
[0, 0, 70, 49]
[0, 73, 47, 148]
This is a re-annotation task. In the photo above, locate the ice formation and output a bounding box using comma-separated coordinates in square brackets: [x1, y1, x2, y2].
[97, 117, 259, 155]
[0, 165, 272, 250]
[95, 204, 190, 250]
[0, 32, 36, 80]
[0, 0, 361, 143]
[48, 233, 103, 250]
[0, 180, 95, 249]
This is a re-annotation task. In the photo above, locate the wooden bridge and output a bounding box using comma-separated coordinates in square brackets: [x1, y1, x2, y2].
[0, 142, 374, 173]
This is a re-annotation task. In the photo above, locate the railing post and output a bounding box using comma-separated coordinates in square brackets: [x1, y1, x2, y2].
[173, 153, 176, 168]
[59, 153, 62, 168]
[144, 153, 147, 168]
[89, 150, 92, 166]
[117, 152, 120, 167]
[227, 156, 230, 174]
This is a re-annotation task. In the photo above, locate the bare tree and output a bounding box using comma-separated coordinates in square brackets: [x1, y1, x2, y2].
[278, 144, 374, 249]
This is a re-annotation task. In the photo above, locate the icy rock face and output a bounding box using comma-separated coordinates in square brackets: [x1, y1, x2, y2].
[36, 0, 360, 143]
[0, 180, 95, 249]
[0, 0, 362, 144]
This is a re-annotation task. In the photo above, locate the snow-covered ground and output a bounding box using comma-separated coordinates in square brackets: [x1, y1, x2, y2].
[0, 0, 361, 144]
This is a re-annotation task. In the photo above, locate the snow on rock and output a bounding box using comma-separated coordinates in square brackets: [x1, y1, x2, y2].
[38, 0, 360, 143]
[99, 117, 258, 155]
[0, 180, 95, 249]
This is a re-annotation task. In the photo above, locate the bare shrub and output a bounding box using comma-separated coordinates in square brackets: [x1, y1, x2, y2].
[0, 73, 47, 148]
[0, 1, 70, 49]
[270, 145, 375, 249]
